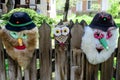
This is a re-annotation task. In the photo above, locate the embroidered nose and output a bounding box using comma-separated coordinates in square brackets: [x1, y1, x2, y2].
[94, 32, 104, 39]
[99, 38, 109, 50]
[18, 38, 23, 46]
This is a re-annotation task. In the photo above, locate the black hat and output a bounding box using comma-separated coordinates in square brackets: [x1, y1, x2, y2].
[5, 12, 36, 32]
[89, 12, 117, 31]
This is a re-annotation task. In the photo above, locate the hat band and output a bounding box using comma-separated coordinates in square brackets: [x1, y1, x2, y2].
[8, 21, 33, 27]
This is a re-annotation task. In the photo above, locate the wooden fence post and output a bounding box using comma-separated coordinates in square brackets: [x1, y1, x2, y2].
[24, 51, 37, 80]
[55, 23, 69, 80]
[100, 53, 114, 80]
[39, 20, 52, 80]
[116, 28, 120, 80]
[70, 20, 84, 80]
[85, 61, 99, 80]
[0, 38, 6, 80]
[8, 56, 22, 80]
[79, 19, 99, 80]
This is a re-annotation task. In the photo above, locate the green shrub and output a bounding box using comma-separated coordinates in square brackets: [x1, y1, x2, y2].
[107, 0, 120, 18]
[0, 8, 55, 27]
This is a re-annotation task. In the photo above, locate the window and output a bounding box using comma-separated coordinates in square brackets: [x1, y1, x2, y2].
[88, 1, 91, 9]
[0, 0, 5, 9]
[36, 0, 40, 4]
[87, 0, 97, 10]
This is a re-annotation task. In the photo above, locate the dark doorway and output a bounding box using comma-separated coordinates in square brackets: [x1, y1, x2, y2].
[15, 0, 20, 8]
[0, 0, 5, 9]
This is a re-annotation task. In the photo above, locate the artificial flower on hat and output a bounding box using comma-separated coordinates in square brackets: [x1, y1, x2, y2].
[81, 12, 119, 64]
[0, 12, 38, 69]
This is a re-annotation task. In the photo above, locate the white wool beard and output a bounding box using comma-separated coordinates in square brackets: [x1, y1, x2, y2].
[81, 26, 119, 64]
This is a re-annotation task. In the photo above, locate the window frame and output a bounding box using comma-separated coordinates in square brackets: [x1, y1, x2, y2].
[87, 0, 97, 11]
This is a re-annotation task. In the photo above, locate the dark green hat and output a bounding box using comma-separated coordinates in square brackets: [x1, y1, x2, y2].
[5, 12, 36, 32]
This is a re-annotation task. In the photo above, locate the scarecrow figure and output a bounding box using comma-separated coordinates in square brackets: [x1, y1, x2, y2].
[0, 12, 38, 69]
[81, 12, 119, 64]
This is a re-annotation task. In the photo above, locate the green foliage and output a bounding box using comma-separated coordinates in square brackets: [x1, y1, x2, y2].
[70, 0, 79, 7]
[107, 0, 120, 18]
[0, 8, 55, 27]
[56, 0, 65, 11]
[56, 0, 79, 11]
[91, 3, 100, 11]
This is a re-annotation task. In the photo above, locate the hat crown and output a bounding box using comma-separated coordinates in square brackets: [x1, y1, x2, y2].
[9, 12, 32, 24]
[97, 12, 112, 24]
[5, 12, 36, 32]
[89, 12, 117, 31]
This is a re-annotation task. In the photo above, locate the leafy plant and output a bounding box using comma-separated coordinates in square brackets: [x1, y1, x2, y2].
[0, 8, 55, 27]
[107, 0, 120, 18]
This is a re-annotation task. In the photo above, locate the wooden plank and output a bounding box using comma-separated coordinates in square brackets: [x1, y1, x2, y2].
[100, 53, 114, 80]
[24, 68, 30, 80]
[71, 49, 84, 80]
[39, 21, 52, 80]
[24, 52, 37, 80]
[85, 60, 99, 80]
[116, 29, 120, 80]
[8, 56, 22, 80]
[70, 20, 84, 51]
[17, 66, 22, 80]
[70, 21, 84, 80]
[29, 52, 37, 80]
[55, 24, 69, 80]
[0, 39, 6, 80]
[55, 44, 69, 80]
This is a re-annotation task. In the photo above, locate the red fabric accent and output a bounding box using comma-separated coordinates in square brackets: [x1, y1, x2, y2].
[94, 32, 104, 39]
[106, 31, 112, 39]
[15, 45, 26, 50]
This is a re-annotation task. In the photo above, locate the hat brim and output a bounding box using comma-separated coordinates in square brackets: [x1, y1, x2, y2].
[89, 24, 109, 31]
[89, 21, 117, 32]
[5, 22, 36, 32]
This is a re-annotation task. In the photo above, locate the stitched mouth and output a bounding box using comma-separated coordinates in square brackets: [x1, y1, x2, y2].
[96, 48, 103, 53]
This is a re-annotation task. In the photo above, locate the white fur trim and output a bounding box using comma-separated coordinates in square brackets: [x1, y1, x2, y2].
[81, 26, 119, 64]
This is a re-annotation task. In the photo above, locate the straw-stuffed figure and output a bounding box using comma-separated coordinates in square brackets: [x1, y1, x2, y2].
[0, 12, 38, 69]
[81, 12, 119, 64]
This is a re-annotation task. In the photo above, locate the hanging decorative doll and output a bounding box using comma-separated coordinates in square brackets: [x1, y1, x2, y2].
[81, 12, 119, 64]
[0, 12, 38, 69]
[53, 25, 70, 47]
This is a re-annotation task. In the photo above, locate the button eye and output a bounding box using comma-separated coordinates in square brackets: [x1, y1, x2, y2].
[61, 26, 69, 36]
[53, 27, 61, 36]
[22, 34, 27, 39]
[10, 31, 18, 39]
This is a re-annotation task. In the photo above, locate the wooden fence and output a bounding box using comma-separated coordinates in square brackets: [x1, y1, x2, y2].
[0, 20, 119, 80]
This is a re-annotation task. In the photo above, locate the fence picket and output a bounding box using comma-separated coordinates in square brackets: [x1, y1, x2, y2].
[39, 20, 52, 80]
[0, 39, 6, 80]
[70, 20, 84, 80]
[116, 29, 120, 80]
[55, 22, 70, 80]
[85, 61, 99, 80]
[8, 56, 22, 80]
[24, 52, 37, 80]
[100, 53, 114, 80]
